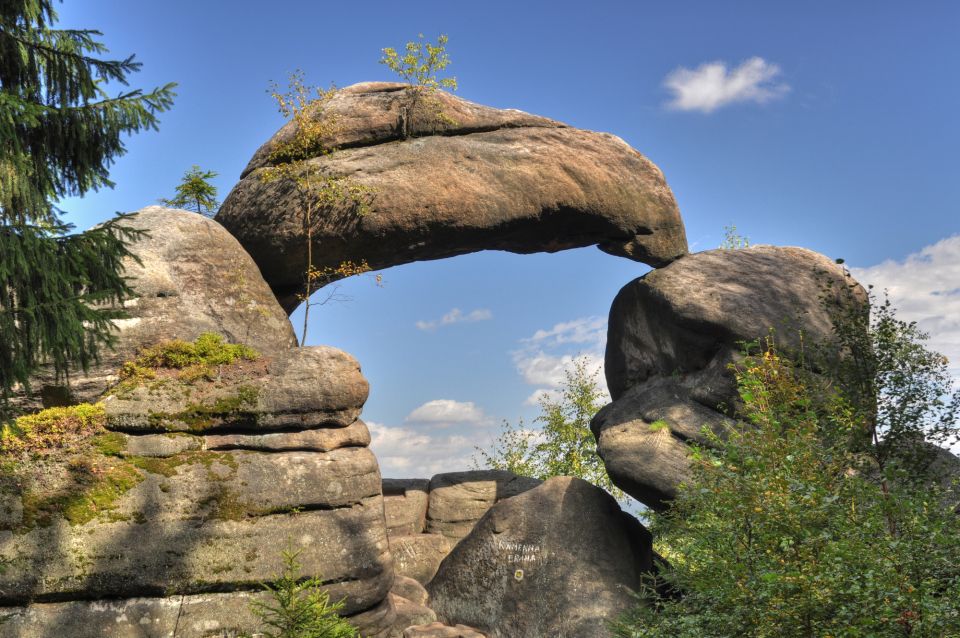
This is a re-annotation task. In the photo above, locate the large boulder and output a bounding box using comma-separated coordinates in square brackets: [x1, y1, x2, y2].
[427, 477, 652, 638]
[596, 246, 865, 509]
[217, 82, 688, 312]
[14, 206, 298, 410]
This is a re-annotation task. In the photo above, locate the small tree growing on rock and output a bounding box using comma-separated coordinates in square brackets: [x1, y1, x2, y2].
[260, 71, 376, 345]
[160, 165, 219, 216]
[380, 33, 458, 137]
[246, 549, 358, 638]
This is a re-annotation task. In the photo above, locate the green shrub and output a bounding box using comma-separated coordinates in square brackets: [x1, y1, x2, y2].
[247, 549, 358, 638]
[612, 344, 960, 638]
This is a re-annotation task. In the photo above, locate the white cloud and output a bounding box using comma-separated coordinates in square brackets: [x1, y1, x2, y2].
[664, 57, 789, 113]
[512, 316, 610, 406]
[851, 235, 960, 379]
[525, 316, 607, 347]
[367, 421, 481, 478]
[416, 308, 492, 331]
[405, 399, 490, 426]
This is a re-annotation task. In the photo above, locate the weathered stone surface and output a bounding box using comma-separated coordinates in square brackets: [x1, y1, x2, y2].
[350, 592, 437, 638]
[102, 345, 368, 432]
[383, 478, 430, 536]
[0, 494, 391, 614]
[599, 246, 865, 509]
[120, 432, 204, 457]
[217, 82, 687, 313]
[391, 593, 438, 633]
[390, 533, 452, 585]
[428, 477, 652, 638]
[392, 574, 430, 606]
[591, 378, 735, 509]
[205, 419, 371, 452]
[605, 246, 861, 400]
[0, 591, 266, 638]
[403, 622, 488, 638]
[426, 470, 541, 544]
[14, 206, 297, 410]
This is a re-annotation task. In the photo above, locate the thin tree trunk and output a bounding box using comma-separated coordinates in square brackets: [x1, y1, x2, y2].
[301, 200, 313, 346]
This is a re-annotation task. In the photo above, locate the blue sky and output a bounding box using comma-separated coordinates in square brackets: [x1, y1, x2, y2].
[56, 1, 959, 479]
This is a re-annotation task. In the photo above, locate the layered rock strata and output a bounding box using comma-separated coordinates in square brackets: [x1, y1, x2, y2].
[0, 206, 415, 637]
[0, 350, 395, 635]
[217, 82, 688, 312]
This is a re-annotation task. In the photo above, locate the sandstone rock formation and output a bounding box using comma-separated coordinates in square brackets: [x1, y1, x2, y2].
[14, 206, 298, 411]
[425, 470, 542, 544]
[216, 82, 688, 312]
[428, 477, 653, 638]
[0, 206, 419, 637]
[383, 471, 541, 585]
[595, 246, 865, 509]
[0, 354, 394, 633]
[102, 345, 369, 432]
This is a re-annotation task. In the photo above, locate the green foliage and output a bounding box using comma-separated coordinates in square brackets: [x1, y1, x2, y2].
[815, 282, 960, 474]
[475, 357, 624, 500]
[134, 332, 259, 370]
[160, 165, 219, 216]
[379, 34, 458, 136]
[261, 72, 377, 345]
[719, 224, 750, 249]
[247, 549, 358, 638]
[613, 344, 960, 638]
[0, 402, 105, 455]
[379, 33, 457, 92]
[0, 1, 175, 409]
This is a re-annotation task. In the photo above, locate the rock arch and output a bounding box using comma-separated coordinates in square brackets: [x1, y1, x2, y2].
[216, 82, 688, 313]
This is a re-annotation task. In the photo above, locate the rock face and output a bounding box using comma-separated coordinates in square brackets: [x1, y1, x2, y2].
[383, 470, 541, 584]
[0, 361, 394, 632]
[102, 346, 369, 432]
[216, 82, 688, 312]
[427, 477, 652, 638]
[596, 246, 865, 509]
[0, 206, 409, 637]
[383, 471, 541, 586]
[425, 471, 542, 544]
[15, 206, 298, 410]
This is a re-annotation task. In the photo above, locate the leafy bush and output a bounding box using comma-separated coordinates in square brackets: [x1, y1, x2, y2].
[379, 33, 457, 92]
[612, 343, 960, 638]
[247, 549, 358, 638]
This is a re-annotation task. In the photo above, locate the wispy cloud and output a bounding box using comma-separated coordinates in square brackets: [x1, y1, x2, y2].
[851, 235, 960, 381]
[415, 308, 493, 331]
[405, 399, 492, 427]
[512, 316, 609, 406]
[664, 57, 789, 113]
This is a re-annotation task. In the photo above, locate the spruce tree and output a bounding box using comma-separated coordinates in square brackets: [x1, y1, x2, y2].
[0, 1, 176, 410]
[160, 165, 219, 216]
